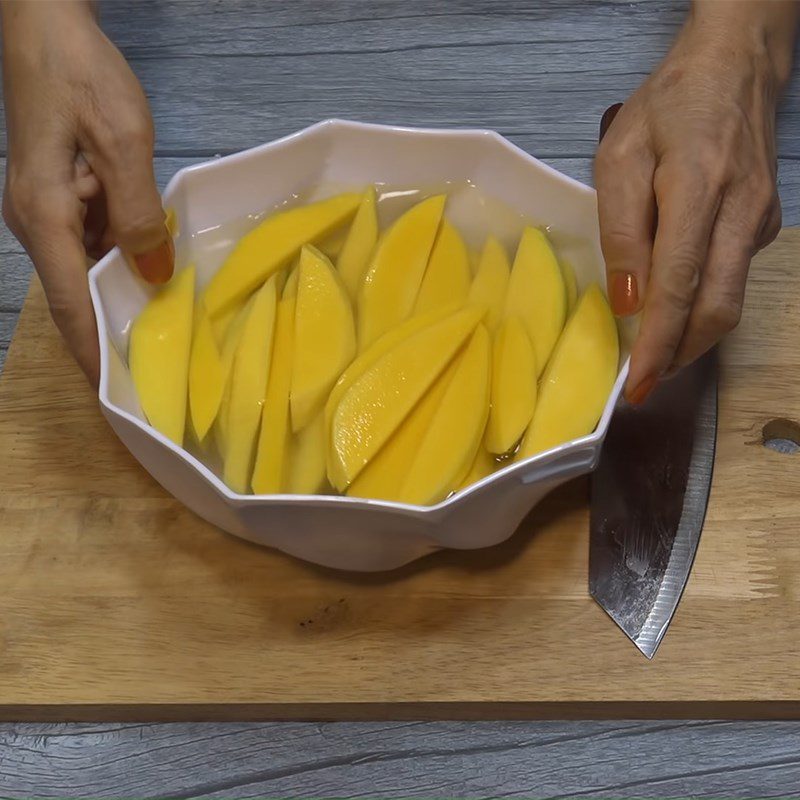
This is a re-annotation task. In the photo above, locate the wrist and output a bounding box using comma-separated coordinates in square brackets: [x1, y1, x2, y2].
[687, 0, 799, 90]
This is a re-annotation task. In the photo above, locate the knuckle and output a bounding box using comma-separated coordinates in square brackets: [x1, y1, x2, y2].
[751, 184, 777, 222]
[703, 156, 734, 188]
[657, 251, 702, 315]
[114, 210, 165, 244]
[758, 205, 782, 249]
[659, 279, 695, 317]
[96, 115, 153, 156]
[668, 245, 703, 287]
[595, 140, 621, 173]
[595, 132, 639, 175]
[701, 297, 742, 335]
[725, 177, 778, 242]
[4, 171, 31, 221]
[697, 156, 731, 192]
[601, 220, 642, 252]
[658, 152, 728, 199]
[4, 174, 64, 230]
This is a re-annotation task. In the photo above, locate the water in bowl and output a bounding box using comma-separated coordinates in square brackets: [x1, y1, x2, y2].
[170, 182, 593, 497]
[183, 180, 543, 290]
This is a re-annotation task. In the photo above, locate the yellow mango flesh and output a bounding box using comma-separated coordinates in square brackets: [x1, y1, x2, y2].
[485, 315, 537, 455]
[458, 446, 497, 491]
[252, 292, 295, 494]
[213, 298, 253, 456]
[283, 267, 299, 300]
[337, 186, 378, 302]
[324, 304, 459, 466]
[469, 237, 510, 333]
[505, 227, 566, 375]
[165, 206, 179, 238]
[325, 304, 459, 416]
[413, 219, 470, 314]
[130, 266, 195, 445]
[188, 302, 227, 442]
[399, 325, 491, 505]
[357, 194, 446, 350]
[561, 259, 578, 314]
[223, 276, 278, 493]
[517, 284, 619, 461]
[287, 413, 328, 494]
[329, 305, 483, 490]
[291, 245, 356, 432]
[468, 249, 480, 277]
[316, 226, 349, 262]
[204, 193, 360, 318]
[210, 295, 246, 347]
[347, 360, 455, 501]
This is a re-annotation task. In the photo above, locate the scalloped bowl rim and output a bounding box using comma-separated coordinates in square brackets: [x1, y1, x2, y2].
[88, 119, 629, 517]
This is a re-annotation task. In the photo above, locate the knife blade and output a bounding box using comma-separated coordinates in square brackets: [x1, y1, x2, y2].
[589, 349, 718, 658]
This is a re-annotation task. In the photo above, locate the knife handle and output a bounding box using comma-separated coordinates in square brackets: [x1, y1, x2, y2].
[599, 103, 623, 143]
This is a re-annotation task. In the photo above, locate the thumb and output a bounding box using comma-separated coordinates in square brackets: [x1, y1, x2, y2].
[87, 124, 173, 284]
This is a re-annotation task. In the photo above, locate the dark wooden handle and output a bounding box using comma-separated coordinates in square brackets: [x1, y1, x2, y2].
[599, 102, 623, 143]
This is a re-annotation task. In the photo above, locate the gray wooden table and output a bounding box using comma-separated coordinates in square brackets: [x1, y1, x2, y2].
[2, 1, 800, 797]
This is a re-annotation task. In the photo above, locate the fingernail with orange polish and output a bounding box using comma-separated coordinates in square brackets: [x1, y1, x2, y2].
[609, 272, 639, 317]
[133, 237, 174, 285]
[626, 374, 658, 406]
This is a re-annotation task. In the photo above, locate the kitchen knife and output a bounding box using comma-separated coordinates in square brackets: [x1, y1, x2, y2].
[589, 103, 718, 659]
[590, 350, 717, 658]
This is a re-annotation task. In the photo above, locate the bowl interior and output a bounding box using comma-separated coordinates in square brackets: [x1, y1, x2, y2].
[90, 120, 634, 504]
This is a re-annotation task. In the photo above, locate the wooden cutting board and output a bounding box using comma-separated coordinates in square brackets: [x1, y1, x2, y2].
[1, 230, 799, 722]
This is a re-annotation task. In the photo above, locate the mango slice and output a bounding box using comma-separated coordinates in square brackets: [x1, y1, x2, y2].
[516, 284, 619, 461]
[485, 316, 537, 455]
[188, 302, 227, 442]
[399, 325, 491, 505]
[204, 193, 361, 318]
[252, 291, 295, 494]
[469, 237, 510, 333]
[316, 226, 349, 262]
[210, 295, 246, 347]
[337, 186, 378, 302]
[458, 446, 497, 491]
[287, 413, 328, 495]
[130, 266, 195, 445]
[347, 360, 455, 501]
[561, 259, 578, 314]
[505, 227, 566, 375]
[329, 305, 483, 490]
[357, 194, 446, 349]
[414, 220, 470, 315]
[283, 267, 299, 300]
[468, 249, 480, 277]
[223, 276, 278, 493]
[324, 304, 459, 456]
[291, 246, 356, 432]
[213, 298, 253, 456]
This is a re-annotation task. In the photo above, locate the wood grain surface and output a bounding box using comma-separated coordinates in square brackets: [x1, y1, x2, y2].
[2, 720, 800, 799]
[2, 1, 800, 796]
[0, 231, 798, 722]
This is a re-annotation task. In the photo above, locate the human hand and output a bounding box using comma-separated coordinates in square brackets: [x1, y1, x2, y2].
[595, 0, 798, 404]
[1, 0, 173, 386]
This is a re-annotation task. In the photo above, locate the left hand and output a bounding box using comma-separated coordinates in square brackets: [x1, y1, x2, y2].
[594, 2, 797, 404]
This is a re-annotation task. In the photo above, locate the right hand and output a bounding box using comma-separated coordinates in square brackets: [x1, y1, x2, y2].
[1, 0, 173, 386]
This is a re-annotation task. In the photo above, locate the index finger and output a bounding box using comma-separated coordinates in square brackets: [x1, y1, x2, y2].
[627, 165, 722, 401]
[27, 201, 100, 386]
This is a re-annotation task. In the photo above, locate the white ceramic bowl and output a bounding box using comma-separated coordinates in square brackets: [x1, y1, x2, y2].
[88, 120, 631, 571]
